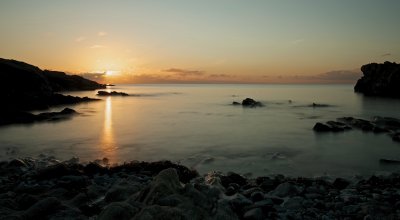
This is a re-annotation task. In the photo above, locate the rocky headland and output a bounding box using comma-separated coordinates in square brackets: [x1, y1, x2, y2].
[354, 61, 400, 98]
[0, 58, 105, 125]
[0, 157, 399, 219]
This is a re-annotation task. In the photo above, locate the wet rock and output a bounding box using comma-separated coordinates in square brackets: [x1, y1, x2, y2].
[35, 163, 78, 180]
[243, 208, 264, 220]
[97, 91, 129, 96]
[220, 172, 247, 188]
[241, 98, 263, 108]
[98, 202, 138, 220]
[269, 182, 299, 197]
[379, 158, 400, 165]
[250, 191, 264, 202]
[132, 205, 187, 220]
[83, 162, 107, 175]
[333, 178, 350, 190]
[283, 196, 304, 210]
[139, 168, 182, 204]
[23, 197, 61, 219]
[105, 183, 142, 202]
[232, 101, 241, 105]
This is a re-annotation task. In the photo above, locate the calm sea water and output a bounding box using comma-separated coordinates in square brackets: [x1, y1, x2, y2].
[1, 84, 400, 177]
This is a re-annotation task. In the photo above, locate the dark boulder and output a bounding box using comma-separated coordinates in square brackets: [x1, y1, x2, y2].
[354, 61, 400, 98]
[242, 98, 263, 108]
[97, 91, 129, 96]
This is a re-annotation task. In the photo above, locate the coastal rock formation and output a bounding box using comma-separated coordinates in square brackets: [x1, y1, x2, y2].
[0, 58, 105, 125]
[0, 58, 104, 111]
[232, 98, 263, 107]
[97, 91, 129, 96]
[354, 61, 400, 97]
[1, 157, 400, 219]
[314, 116, 400, 142]
[0, 108, 78, 126]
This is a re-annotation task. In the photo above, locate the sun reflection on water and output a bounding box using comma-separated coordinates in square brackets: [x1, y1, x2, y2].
[100, 97, 116, 159]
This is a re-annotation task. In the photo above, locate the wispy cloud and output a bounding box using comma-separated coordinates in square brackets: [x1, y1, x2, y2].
[290, 39, 305, 45]
[90, 44, 106, 49]
[75, 36, 86, 42]
[98, 31, 107, 37]
[294, 70, 362, 83]
[381, 53, 391, 57]
[163, 68, 205, 77]
[209, 74, 230, 78]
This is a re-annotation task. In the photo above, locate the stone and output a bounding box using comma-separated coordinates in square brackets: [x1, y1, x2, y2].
[139, 168, 182, 204]
[132, 205, 187, 220]
[243, 208, 263, 220]
[23, 197, 61, 219]
[270, 182, 299, 197]
[97, 202, 138, 220]
[283, 196, 304, 210]
[241, 98, 263, 108]
[97, 91, 129, 96]
[354, 61, 400, 98]
[333, 178, 350, 190]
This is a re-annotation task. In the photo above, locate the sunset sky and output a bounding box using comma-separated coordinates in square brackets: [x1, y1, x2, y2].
[1, 0, 399, 83]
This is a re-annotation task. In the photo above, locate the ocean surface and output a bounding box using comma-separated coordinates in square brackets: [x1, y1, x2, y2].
[1, 84, 400, 177]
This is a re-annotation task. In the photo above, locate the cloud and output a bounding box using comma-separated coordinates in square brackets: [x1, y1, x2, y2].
[293, 70, 362, 83]
[290, 39, 305, 45]
[209, 74, 231, 78]
[90, 44, 106, 49]
[75, 36, 86, 42]
[98, 31, 107, 37]
[381, 53, 391, 57]
[163, 68, 205, 77]
[79, 72, 106, 81]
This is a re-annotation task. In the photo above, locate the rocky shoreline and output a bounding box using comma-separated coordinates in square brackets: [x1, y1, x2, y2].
[1, 157, 399, 219]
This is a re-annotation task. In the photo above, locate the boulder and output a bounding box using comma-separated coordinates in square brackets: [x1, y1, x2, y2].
[241, 98, 263, 108]
[354, 61, 400, 98]
[97, 91, 129, 96]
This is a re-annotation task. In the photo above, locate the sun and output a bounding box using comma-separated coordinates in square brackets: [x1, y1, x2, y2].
[105, 70, 114, 76]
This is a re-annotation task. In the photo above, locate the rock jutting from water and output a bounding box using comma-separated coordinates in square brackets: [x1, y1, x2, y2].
[354, 61, 400, 98]
[97, 91, 130, 96]
[1, 156, 400, 219]
[313, 116, 400, 142]
[0, 108, 78, 126]
[232, 98, 263, 108]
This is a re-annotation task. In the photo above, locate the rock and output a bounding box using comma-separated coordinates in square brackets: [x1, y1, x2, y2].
[35, 163, 79, 180]
[310, 103, 332, 108]
[232, 101, 241, 105]
[97, 91, 129, 96]
[313, 122, 333, 132]
[354, 61, 400, 98]
[132, 205, 188, 220]
[241, 98, 263, 107]
[313, 121, 351, 132]
[97, 202, 138, 220]
[270, 182, 299, 197]
[243, 208, 264, 220]
[220, 172, 247, 188]
[0, 58, 104, 114]
[23, 197, 61, 219]
[333, 178, 350, 190]
[83, 162, 107, 175]
[250, 191, 264, 202]
[283, 196, 304, 210]
[379, 158, 400, 164]
[139, 168, 182, 204]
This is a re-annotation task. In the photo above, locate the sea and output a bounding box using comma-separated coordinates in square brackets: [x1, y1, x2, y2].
[1, 84, 400, 178]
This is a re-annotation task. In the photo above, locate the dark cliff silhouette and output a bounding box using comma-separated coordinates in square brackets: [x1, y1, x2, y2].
[0, 58, 105, 125]
[354, 61, 400, 98]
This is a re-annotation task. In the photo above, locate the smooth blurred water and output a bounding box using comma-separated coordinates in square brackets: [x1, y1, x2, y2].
[1, 84, 400, 177]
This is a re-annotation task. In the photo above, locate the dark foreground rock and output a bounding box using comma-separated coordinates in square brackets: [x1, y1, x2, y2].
[314, 116, 400, 142]
[1, 157, 400, 219]
[354, 61, 400, 98]
[0, 108, 78, 126]
[97, 91, 129, 96]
